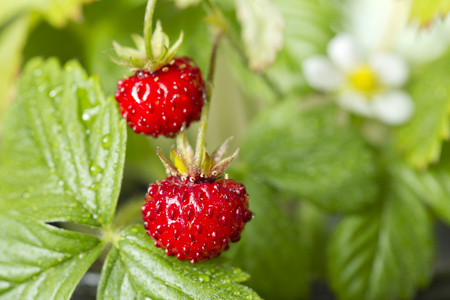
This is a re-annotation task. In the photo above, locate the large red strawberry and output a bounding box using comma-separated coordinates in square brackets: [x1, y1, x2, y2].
[110, 0, 205, 137]
[115, 57, 204, 137]
[142, 134, 252, 263]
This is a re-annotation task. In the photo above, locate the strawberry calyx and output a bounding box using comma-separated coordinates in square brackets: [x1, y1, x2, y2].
[157, 130, 239, 182]
[109, 0, 184, 72]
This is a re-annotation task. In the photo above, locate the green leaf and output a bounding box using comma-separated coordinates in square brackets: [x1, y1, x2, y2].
[328, 180, 434, 300]
[410, 0, 450, 25]
[98, 226, 262, 300]
[297, 200, 328, 279]
[0, 15, 30, 134]
[227, 175, 309, 300]
[242, 99, 379, 213]
[396, 51, 450, 168]
[0, 0, 92, 29]
[0, 58, 127, 227]
[392, 160, 450, 224]
[235, 0, 284, 72]
[0, 211, 103, 299]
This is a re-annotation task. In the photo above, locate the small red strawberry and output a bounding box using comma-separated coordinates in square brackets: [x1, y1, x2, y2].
[115, 57, 204, 137]
[142, 134, 252, 263]
[110, 0, 205, 137]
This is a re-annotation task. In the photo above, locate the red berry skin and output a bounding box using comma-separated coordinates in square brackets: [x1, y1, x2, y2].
[115, 57, 205, 137]
[142, 176, 252, 263]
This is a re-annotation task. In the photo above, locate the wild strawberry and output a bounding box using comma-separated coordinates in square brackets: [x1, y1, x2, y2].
[115, 57, 205, 137]
[110, 0, 205, 137]
[142, 176, 252, 263]
[142, 134, 253, 263]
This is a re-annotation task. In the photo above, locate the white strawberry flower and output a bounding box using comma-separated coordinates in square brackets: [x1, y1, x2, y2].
[302, 33, 413, 125]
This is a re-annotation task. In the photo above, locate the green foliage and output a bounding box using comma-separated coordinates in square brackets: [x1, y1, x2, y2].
[0, 58, 260, 299]
[410, 0, 450, 25]
[98, 226, 261, 300]
[396, 50, 450, 169]
[228, 175, 309, 300]
[0, 15, 30, 133]
[392, 159, 450, 224]
[297, 200, 328, 279]
[242, 99, 379, 213]
[0, 0, 91, 29]
[0, 58, 127, 227]
[328, 176, 434, 300]
[0, 212, 103, 299]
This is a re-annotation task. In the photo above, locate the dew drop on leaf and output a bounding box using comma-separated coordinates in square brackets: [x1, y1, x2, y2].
[102, 134, 112, 149]
[90, 163, 102, 175]
[198, 274, 210, 282]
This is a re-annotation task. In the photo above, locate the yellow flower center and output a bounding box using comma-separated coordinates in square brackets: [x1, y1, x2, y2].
[349, 65, 378, 95]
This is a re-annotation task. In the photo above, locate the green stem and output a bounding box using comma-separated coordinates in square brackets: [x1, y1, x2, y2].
[194, 31, 223, 164]
[144, 0, 157, 58]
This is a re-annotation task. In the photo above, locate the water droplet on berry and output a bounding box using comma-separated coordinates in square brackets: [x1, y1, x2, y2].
[186, 207, 194, 221]
[189, 233, 196, 243]
[211, 231, 217, 240]
[195, 224, 203, 234]
[221, 238, 228, 246]
[146, 210, 155, 222]
[207, 207, 214, 219]
[181, 191, 190, 204]
[156, 225, 165, 234]
[231, 230, 241, 242]
[220, 215, 227, 226]
[182, 246, 190, 255]
[198, 191, 206, 201]
[235, 208, 242, 220]
[169, 207, 178, 220]
[177, 253, 184, 260]
[243, 211, 253, 222]
[166, 242, 173, 251]
[173, 228, 180, 239]
[147, 185, 157, 196]
[156, 201, 163, 214]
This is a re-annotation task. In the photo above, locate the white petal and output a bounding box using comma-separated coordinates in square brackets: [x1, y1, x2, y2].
[396, 17, 450, 64]
[371, 90, 414, 125]
[302, 56, 344, 92]
[327, 33, 363, 72]
[369, 53, 409, 87]
[336, 91, 373, 117]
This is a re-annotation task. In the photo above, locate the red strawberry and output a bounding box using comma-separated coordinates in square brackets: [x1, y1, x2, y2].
[141, 133, 252, 263]
[115, 57, 205, 137]
[142, 176, 252, 263]
[110, 1, 205, 137]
